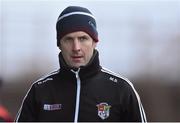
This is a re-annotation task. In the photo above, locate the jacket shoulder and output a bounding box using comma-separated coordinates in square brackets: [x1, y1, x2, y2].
[100, 67, 138, 92]
[32, 69, 60, 86]
[101, 67, 131, 84]
[101, 67, 142, 102]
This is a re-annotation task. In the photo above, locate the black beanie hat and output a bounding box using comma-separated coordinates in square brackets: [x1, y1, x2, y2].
[56, 6, 98, 46]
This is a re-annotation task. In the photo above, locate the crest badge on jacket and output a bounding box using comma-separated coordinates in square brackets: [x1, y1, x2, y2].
[96, 102, 111, 120]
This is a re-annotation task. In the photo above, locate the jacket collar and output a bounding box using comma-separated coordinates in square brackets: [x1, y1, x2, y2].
[58, 50, 101, 80]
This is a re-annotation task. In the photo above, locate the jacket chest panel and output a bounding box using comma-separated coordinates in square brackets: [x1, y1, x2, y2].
[37, 80, 77, 121]
[37, 76, 122, 121]
[78, 82, 121, 121]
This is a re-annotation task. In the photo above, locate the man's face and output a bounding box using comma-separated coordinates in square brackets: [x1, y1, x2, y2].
[59, 31, 97, 68]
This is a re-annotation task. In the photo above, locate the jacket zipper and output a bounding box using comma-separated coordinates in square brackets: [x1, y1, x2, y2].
[71, 68, 81, 123]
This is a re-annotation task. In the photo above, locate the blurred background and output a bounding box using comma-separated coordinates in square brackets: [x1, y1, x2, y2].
[0, 0, 180, 121]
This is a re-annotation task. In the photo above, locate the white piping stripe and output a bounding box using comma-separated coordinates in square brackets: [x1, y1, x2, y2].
[141, 102, 147, 122]
[15, 69, 60, 122]
[101, 67, 147, 122]
[35, 69, 59, 83]
[15, 83, 34, 122]
[57, 11, 96, 22]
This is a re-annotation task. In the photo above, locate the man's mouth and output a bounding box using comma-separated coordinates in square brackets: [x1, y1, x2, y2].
[71, 56, 83, 62]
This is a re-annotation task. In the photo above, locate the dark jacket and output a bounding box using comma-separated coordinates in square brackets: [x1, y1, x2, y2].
[16, 50, 146, 122]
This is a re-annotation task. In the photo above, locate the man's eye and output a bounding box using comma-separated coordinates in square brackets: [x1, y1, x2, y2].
[79, 36, 88, 41]
[64, 37, 73, 42]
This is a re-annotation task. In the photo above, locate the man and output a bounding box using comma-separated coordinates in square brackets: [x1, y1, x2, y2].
[16, 6, 147, 122]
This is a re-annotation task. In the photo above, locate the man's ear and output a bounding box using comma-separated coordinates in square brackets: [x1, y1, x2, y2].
[93, 41, 97, 48]
[58, 41, 61, 50]
[58, 45, 61, 50]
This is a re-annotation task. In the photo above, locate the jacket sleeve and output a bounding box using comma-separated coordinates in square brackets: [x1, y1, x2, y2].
[123, 83, 147, 122]
[15, 84, 39, 122]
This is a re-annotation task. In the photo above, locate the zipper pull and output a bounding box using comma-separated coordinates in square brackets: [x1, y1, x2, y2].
[71, 68, 80, 79]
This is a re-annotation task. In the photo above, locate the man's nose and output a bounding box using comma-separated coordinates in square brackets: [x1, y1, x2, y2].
[72, 39, 81, 51]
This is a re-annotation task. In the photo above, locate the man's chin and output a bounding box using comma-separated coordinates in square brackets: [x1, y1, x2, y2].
[70, 63, 85, 68]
